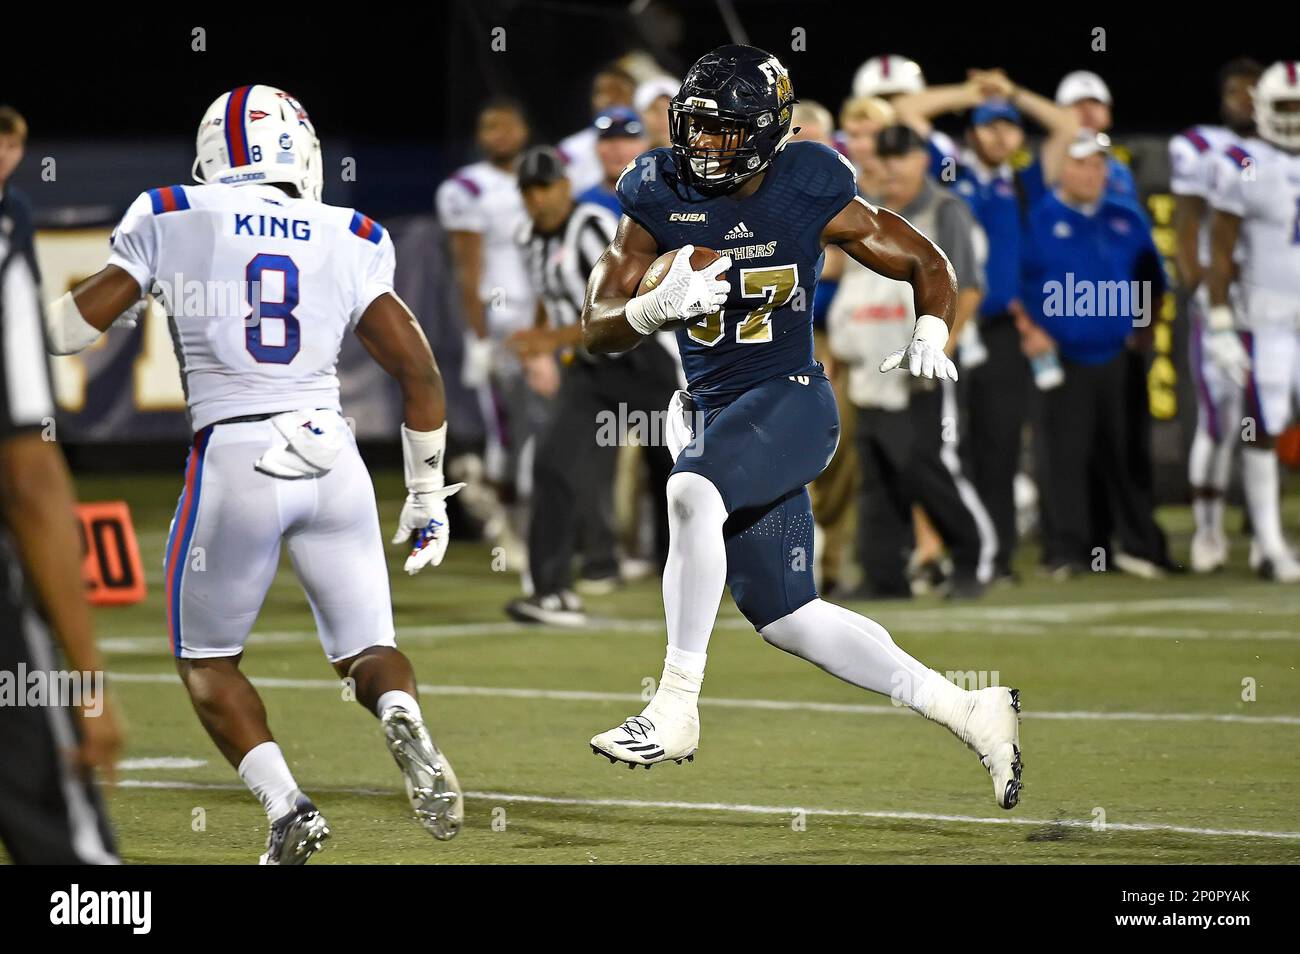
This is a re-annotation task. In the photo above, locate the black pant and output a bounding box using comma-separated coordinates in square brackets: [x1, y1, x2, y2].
[855, 386, 983, 593]
[963, 313, 1031, 575]
[528, 345, 678, 596]
[0, 568, 118, 864]
[1041, 353, 1169, 567]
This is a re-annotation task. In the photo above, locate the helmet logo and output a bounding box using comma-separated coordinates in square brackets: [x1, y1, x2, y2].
[279, 133, 293, 150]
[249, 110, 270, 122]
[756, 113, 772, 129]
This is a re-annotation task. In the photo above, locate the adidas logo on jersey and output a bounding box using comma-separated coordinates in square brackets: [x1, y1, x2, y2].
[723, 221, 755, 240]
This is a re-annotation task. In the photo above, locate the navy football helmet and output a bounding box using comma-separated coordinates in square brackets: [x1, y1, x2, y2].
[669, 44, 797, 194]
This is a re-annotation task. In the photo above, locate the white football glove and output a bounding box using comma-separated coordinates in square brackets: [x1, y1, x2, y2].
[879, 314, 959, 381]
[112, 296, 149, 330]
[392, 423, 465, 574]
[461, 333, 494, 389]
[625, 245, 732, 335]
[1205, 305, 1250, 389]
[392, 485, 465, 574]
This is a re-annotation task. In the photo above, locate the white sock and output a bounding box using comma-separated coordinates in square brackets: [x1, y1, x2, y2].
[662, 472, 729, 655]
[376, 689, 423, 722]
[1242, 447, 1287, 557]
[760, 599, 965, 717]
[238, 741, 301, 822]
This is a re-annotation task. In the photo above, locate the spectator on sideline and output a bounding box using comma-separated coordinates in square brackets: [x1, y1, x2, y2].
[558, 63, 638, 194]
[0, 143, 122, 863]
[576, 107, 649, 218]
[635, 76, 679, 149]
[791, 100, 835, 145]
[1019, 132, 1171, 578]
[893, 70, 1078, 580]
[829, 125, 993, 599]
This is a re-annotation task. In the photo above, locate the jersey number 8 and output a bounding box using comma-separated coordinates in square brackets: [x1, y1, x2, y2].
[244, 253, 301, 364]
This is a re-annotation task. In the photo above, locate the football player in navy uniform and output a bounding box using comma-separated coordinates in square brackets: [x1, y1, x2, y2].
[583, 45, 1022, 809]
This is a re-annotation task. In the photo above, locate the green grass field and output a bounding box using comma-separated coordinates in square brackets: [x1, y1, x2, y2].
[76, 469, 1300, 864]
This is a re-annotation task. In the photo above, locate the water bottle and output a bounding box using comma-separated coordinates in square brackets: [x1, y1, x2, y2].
[1030, 347, 1064, 391]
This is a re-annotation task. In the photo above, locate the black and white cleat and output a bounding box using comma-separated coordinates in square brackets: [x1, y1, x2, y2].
[260, 794, 330, 865]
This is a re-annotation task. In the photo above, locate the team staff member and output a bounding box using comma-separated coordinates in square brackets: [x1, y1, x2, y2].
[0, 165, 121, 864]
[1020, 133, 1171, 577]
[895, 72, 1078, 580]
[576, 107, 650, 218]
[829, 125, 994, 598]
[506, 148, 679, 625]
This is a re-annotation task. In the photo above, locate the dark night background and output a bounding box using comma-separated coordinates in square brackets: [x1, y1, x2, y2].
[0, 3, 1279, 217]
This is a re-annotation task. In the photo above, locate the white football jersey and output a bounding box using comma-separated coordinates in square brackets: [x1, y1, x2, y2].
[1169, 124, 1240, 268]
[435, 160, 535, 336]
[108, 182, 394, 431]
[1209, 137, 1300, 321]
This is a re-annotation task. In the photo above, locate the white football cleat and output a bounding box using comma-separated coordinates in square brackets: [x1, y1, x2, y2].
[935, 686, 1023, 810]
[382, 707, 463, 840]
[590, 693, 699, 768]
[1259, 548, 1300, 583]
[1189, 529, 1227, 573]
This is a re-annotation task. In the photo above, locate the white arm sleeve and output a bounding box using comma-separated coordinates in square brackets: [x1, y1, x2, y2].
[1168, 134, 1208, 198]
[435, 176, 487, 233]
[106, 191, 159, 292]
[350, 229, 397, 329]
[1208, 152, 1248, 217]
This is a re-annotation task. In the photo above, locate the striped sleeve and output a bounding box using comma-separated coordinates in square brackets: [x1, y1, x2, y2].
[573, 203, 617, 278]
[107, 191, 161, 292]
[0, 228, 55, 440]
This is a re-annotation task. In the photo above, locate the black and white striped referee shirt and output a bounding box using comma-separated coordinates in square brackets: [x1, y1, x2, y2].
[518, 200, 617, 343]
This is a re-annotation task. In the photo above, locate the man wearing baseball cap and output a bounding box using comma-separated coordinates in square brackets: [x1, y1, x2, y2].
[894, 71, 1078, 580]
[576, 106, 649, 218]
[1017, 130, 1172, 578]
[1017, 70, 1144, 215]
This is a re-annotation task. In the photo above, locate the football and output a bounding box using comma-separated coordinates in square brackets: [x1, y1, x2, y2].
[637, 246, 726, 331]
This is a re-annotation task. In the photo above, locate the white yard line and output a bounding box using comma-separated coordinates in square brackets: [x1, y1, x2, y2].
[107, 671, 1300, 726]
[112, 778, 1300, 842]
[97, 613, 1300, 656]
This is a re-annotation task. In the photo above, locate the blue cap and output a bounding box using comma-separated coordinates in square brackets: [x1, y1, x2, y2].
[971, 100, 1022, 127]
[594, 106, 645, 139]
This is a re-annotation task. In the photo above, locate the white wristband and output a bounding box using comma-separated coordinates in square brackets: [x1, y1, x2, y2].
[913, 314, 950, 349]
[46, 292, 102, 355]
[625, 292, 668, 336]
[1207, 305, 1234, 333]
[401, 422, 447, 493]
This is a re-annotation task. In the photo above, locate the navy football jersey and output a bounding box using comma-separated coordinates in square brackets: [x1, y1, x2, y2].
[617, 141, 858, 406]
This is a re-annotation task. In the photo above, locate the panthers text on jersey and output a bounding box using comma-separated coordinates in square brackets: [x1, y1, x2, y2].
[616, 140, 858, 407]
[108, 182, 394, 431]
[1210, 136, 1300, 324]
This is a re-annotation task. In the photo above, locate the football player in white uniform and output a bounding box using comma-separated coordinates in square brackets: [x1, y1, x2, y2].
[1169, 58, 1261, 572]
[45, 85, 466, 862]
[1207, 61, 1300, 581]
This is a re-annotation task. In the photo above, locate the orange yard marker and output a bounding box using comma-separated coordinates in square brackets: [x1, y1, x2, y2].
[77, 501, 147, 605]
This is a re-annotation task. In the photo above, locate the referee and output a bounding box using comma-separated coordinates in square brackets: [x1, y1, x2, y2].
[506, 147, 679, 625]
[0, 150, 121, 863]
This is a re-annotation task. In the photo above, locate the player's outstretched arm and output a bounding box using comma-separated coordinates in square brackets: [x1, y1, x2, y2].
[45, 264, 144, 355]
[582, 215, 731, 354]
[355, 293, 463, 574]
[823, 196, 959, 379]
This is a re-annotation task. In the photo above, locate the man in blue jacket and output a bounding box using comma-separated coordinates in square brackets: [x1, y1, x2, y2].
[1020, 132, 1171, 576]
